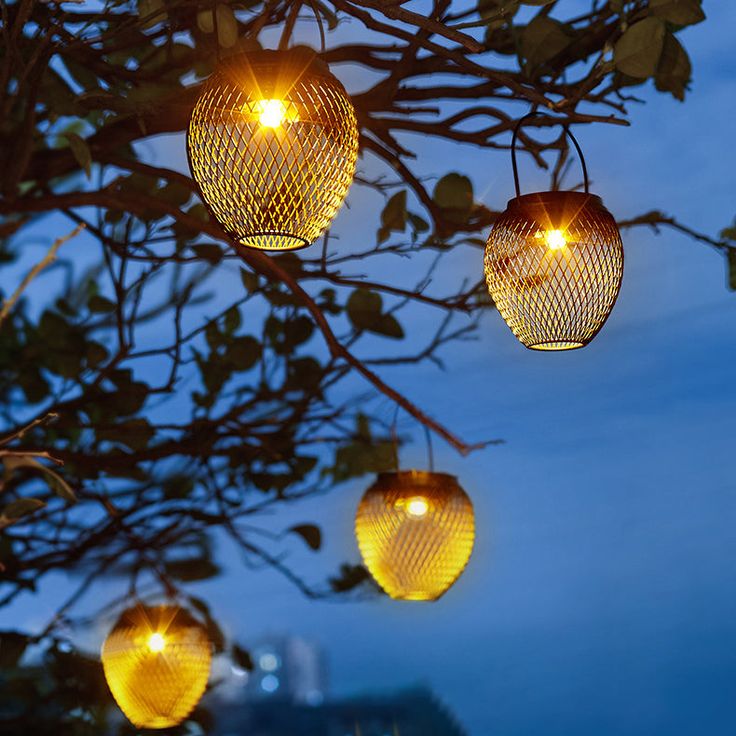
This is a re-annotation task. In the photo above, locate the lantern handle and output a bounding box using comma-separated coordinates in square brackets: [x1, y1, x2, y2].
[511, 112, 590, 198]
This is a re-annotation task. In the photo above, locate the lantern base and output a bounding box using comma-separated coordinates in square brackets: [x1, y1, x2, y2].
[239, 232, 310, 251]
[528, 340, 585, 351]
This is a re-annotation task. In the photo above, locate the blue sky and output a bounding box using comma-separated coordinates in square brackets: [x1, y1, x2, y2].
[3, 3, 736, 735]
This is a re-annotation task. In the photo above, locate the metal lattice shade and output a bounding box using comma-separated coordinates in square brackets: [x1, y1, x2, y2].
[101, 605, 212, 729]
[187, 49, 359, 251]
[484, 191, 624, 350]
[355, 471, 475, 601]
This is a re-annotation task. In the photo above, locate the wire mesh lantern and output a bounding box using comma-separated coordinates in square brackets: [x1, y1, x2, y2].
[187, 48, 359, 251]
[484, 115, 624, 351]
[355, 471, 475, 601]
[101, 604, 212, 729]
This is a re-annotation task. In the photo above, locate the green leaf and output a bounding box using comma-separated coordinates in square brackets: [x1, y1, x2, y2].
[63, 132, 92, 179]
[231, 644, 254, 671]
[3, 456, 76, 503]
[96, 418, 155, 451]
[2, 497, 46, 520]
[727, 249, 736, 291]
[650, 0, 705, 26]
[197, 8, 215, 33]
[433, 173, 474, 213]
[520, 16, 571, 67]
[380, 191, 408, 233]
[137, 0, 166, 27]
[192, 243, 224, 264]
[373, 314, 404, 339]
[288, 524, 322, 551]
[188, 596, 226, 653]
[227, 335, 262, 369]
[240, 268, 259, 292]
[614, 17, 666, 79]
[165, 557, 221, 582]
[655, 33, 692, 100]
[88, 294, 116, 313]
[478, 0, 519, 26]
[216, 4, 239, 49]
[329, 563, 372, 593]
[346, 289, 383, 330]
[0, 631, 30, 667]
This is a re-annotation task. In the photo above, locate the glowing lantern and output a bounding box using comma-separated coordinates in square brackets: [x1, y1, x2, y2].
[484, 116, 624, 350]
[101, 605, 212, 729]
[187, 48, 359, 251]
[355, 471, 475, 601]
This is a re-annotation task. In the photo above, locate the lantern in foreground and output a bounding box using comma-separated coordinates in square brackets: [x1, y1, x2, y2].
[101, 605, 212, 729]
[355, 471, 475, 601]
[187, 48, 359, 251]
[484, 116, 623, 350]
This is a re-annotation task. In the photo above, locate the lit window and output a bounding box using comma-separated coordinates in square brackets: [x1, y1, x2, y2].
[259, 652, 279, 672]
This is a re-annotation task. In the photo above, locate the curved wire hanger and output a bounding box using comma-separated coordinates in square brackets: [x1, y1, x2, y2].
[511, 111, 590, 197]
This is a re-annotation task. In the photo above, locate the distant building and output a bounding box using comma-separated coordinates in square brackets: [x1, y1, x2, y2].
[242, 635, 328, 706]
[212, 687, 468, 736]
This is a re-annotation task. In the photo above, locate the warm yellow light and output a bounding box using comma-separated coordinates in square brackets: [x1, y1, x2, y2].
[102, 605, 212, 730]
[405, 496, 429, 518]
[545, 229, 566, 250]
[257, 99, 287, 128]
[356, 472, 475, 601]
[148, 632, 165, 653]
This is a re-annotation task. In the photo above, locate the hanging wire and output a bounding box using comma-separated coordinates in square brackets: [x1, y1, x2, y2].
[390, 403, 401, 471]
[423, 424, 435, 473]
[278, 0, 303, 50]
[511, 111, 590, 198]
[211, 0, 221, 63]
[308, 0, 326, 53]
[390, 404, 435, 472]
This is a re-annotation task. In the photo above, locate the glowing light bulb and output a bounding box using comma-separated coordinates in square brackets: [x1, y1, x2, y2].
[405, 496, 429, 518]
[545, 229, 567, 250]
[148, 632, 166, 653]
[257, 99, 287, 128]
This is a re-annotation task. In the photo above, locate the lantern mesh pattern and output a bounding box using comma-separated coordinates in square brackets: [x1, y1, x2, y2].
[484, 192, 623, 350]
[187, 49, 359, 251]
[355, 471, 475, 601]
[101, 605, 211, 729]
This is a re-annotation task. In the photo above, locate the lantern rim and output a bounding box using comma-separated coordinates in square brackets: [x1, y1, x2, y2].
[505, 190, 606, 213]
[526, 340, 586, 352]
[214, 47, 334, 82]
[373, 469, 460, 488]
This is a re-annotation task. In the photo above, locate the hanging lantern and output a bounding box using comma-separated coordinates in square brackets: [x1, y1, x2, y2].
[484, 115, 624, 350]
[187, 48, 359, 251]
[355, 471, 475, 601]
[101, 605, 212, 729]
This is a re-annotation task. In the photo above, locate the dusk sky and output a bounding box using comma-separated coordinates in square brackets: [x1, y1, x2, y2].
[3, 3, 735, 735]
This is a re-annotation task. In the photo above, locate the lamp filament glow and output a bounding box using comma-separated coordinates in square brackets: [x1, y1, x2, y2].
[257, 99, 287, 128]
[405, 496, 429, 517]
[147, 632, 165, 653]
[544, 229, 566, 250]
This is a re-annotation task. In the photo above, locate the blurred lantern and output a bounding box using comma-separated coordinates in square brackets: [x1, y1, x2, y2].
[101, 604, 212, 729]
[484, 115, 624, 350]
[355, 471, 475, 601]
[187, 48, 359, 251]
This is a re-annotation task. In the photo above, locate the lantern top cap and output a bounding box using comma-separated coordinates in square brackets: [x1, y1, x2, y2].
[505, 190, 606, 212]
[374, 469, 460, 487]
[112, 604, 203, 632]
[217, 47, 333, 81]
